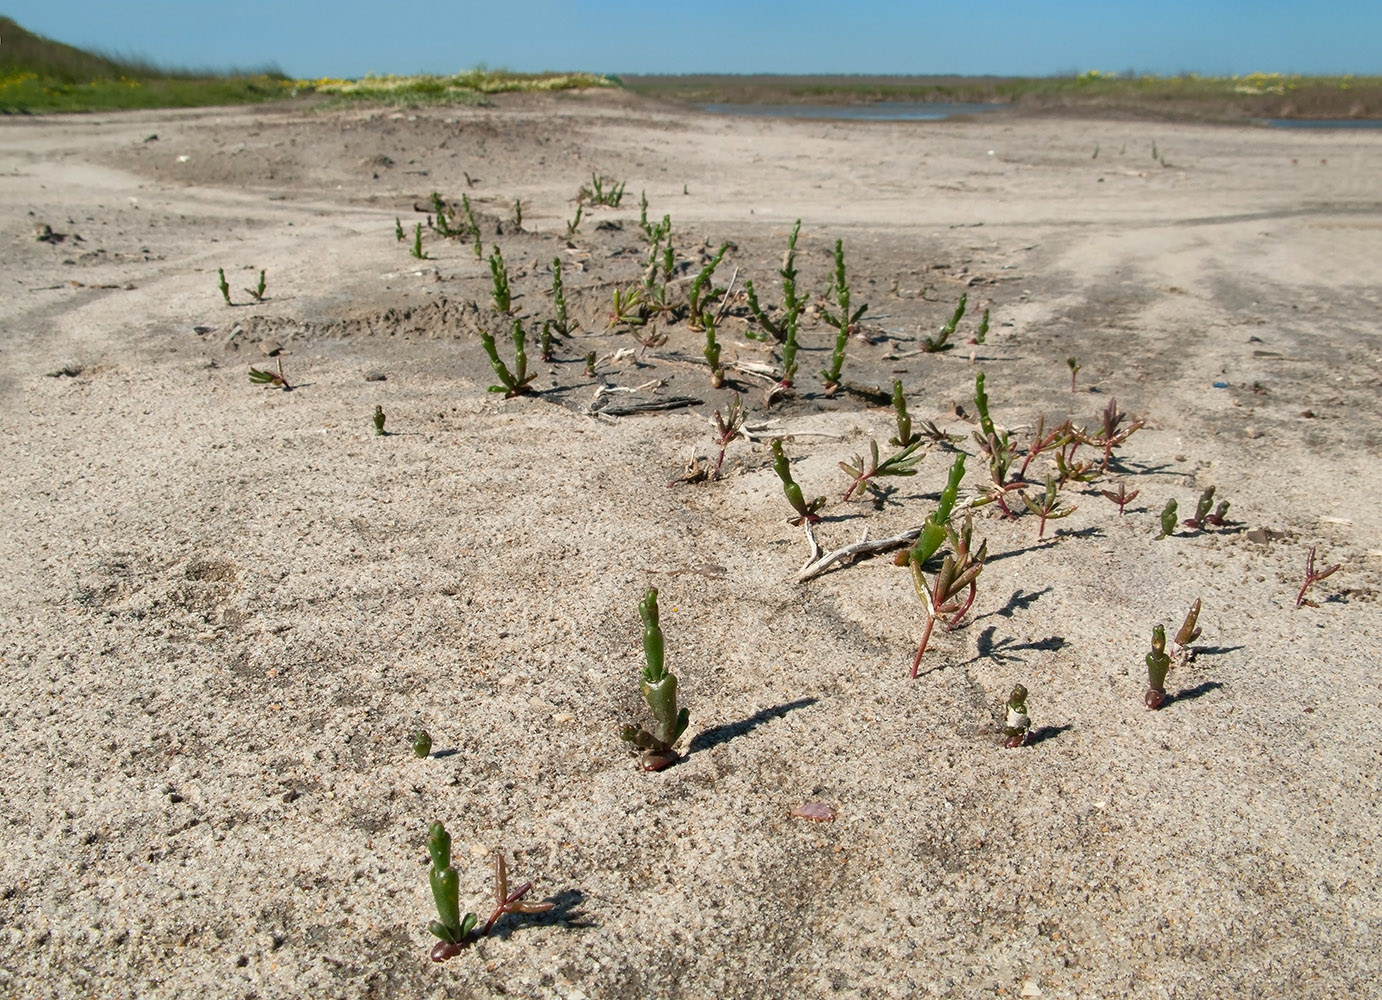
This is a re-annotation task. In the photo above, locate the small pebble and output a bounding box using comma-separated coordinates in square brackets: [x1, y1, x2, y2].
[791, 801, 836, 822]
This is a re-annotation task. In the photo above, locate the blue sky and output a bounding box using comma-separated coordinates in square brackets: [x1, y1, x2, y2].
[4, 1, 1379, 78]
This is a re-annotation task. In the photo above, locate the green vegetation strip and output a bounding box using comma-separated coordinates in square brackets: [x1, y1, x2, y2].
[0, 15, 613, 113]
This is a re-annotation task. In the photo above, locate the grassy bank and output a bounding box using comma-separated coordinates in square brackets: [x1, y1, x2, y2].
[0, 16, 613, 113]
[623, 71, 1382, 122]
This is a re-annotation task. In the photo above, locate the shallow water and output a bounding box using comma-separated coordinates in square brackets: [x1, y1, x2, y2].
[1263, 118, 1382, 129]
[695, 101, 1005, 122]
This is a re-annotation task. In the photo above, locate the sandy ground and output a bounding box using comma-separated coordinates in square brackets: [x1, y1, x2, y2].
[1, 90, 1380, 999]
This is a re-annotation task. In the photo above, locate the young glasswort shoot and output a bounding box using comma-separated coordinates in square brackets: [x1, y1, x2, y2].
[565, 204, 583, 237]
[1144, 624, 1172, 709]
[907, 453, 966, 567]
[1082, 397, 1145, 471]
[1067, 357, 1081, 392]
[550, 257, 573, 335]
[744, 219, 802, 343]
[970, 308, 990, 346]
[1020, 474, 1077, 539]
[745, 220, 805, 396]
[248, 358, 290, 390]
[702, 311, 723, 388]
[839, 438, 927, 502]
[907, 513, 986, 679]
[410, 223, 429, 260]
[1295, 545, 1341, 608]
[395, 217, 405, 242]
[922, 293, 966, 352]
[244, 269, 266, 303]
[373, 405, 387, 436]
[686, 242, 729, 329]
[710, 395, 747, 480]
[889, 380, 920, 447]
[217, 267, 232, 305]
[1172, 598, 1202, 667]
[412, 729, 431, 757]
[488, 245, 512, 314]
[427, 822, 477, 961]
[770, 438, 826, 525]
[620, 587, 690, 772]
[1156, 498, 1178, 539]
[1003, 685, 1031, 748]
[819, 239, 868, 393]
[479, 318, 536, 396]
[461, 193, 482, 258]
[1100, 481, 1140, 514]
[970, 373, 1025, 517]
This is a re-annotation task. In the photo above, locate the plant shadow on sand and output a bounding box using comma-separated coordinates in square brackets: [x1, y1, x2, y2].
[486, 889, 596, 940]
[689, 697, 819, 753]
[1164, 680, 1225, 707]
[1026, 723, 1074, 746]
[974, 586, 1053, 622]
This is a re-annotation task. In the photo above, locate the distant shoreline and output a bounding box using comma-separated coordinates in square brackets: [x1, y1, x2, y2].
[621, 73, 1382, 124]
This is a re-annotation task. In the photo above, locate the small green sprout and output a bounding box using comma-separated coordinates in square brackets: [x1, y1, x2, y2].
[1083, 397, 1145, 471]
[511, 198, 523, 230]
[538, 320, 554, 362]
[1100, 481, 1140, 514]
[583, 351, 597, 377]
[412, 729, 431, 757]
[550, 257, 573, 335]
[710, 395, 747, 481]
[609, 286, 648, 329]
[565, 204, 583, 237]
[429, 192, 459, 237]
[922, 293, 966, 352]
[1145, 624, 1171, 709]
[410, 223, 429, 260]
[839, 438, 927, 502]
[1173, 598, 1202, 665]
[819, 238, 868, 393]
[217, 267, 232, 305]
[373, 405, 387, 436]
[1296, 546, 1341, 608]
[620, 587, 690, 771]
[687, 242, 729, 327]
[1156, 498, 1178, 539]
[907, 512, 986, 678]
[971, 308, 990, 345]
[461, 194, 482, 258]
[244, 269, 266, 303]
[1020, 474, 1077, 539]
[702, 311, 723, 388]
[889, 380, 919, 447]
[395, 217, 405, 242]
[488, 245, 512, 314]
[744, 220, 804, 394]
[248, 358, 290, 390]
[1003, 684, 1030, 748]
[770, 438, 825, 525]
[427, 822, 477, 960]
[1067, 357, 1081, 392]
[908, 453, 965, 567]
[479, 319, 536, 397]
